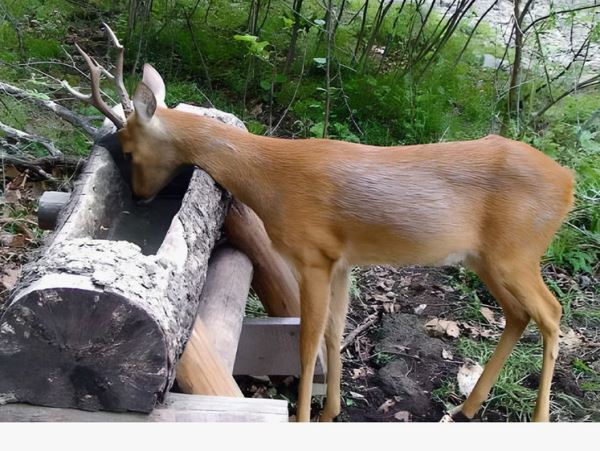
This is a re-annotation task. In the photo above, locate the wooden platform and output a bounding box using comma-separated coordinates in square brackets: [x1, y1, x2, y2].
[0, 393, 289, 422]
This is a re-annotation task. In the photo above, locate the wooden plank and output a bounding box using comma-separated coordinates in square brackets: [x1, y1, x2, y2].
[233, 318, 325, 377]
[0, 393, 288, 422]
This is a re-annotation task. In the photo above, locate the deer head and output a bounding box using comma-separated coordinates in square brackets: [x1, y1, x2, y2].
[118, 67, 183, 202]
[63, 24, 181, 201]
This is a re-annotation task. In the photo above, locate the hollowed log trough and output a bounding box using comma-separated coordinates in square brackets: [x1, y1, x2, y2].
[0, 109, 244, 413]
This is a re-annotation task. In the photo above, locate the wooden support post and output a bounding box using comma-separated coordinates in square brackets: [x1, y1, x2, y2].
[176, 244, 252, 395]
[176, 318, 243, 397]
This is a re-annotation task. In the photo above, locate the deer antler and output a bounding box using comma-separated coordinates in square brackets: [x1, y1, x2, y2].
[61, 23, 133, 130]
[102, 22, 133, 117]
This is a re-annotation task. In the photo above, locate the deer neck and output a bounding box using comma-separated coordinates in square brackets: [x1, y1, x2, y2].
[168, 114, 274, 215]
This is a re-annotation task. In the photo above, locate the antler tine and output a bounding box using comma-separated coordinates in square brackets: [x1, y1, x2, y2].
[102, 22, 133, 117]
[61, 42, 124, 129]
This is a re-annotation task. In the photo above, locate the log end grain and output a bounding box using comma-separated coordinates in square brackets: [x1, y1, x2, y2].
[0, 276, 168, 413]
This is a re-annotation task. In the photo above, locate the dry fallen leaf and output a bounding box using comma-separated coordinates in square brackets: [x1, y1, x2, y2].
[3, 189, 21, 204]
[382, 300, 397, 313]
[425, 318, 460, 339]
[0, 233, 27, 248]
[461, 322, 500, 339]
[480, 306, 496, 324]
[351, 367, 373, 379]
[414, 304, 427, 315]
[0, 267, 21, 291]
[480, 306, 506, 329]
[393, 411, 410, 422]
[442, 349, 454, 360]
[377, 399, 396, 413]
[457, 361, 484, 397]
[560, 328, 584, 351]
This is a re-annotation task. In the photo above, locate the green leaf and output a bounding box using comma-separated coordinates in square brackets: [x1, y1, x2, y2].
[274, 74, 287, 83]
[259, 79, 271, 91]
[314, 19, 326, 26]
[313, 57, 326, 66]
[233, 34, 258, 43]
[310, 122, 325, 137]
[282, 17, 294, 29]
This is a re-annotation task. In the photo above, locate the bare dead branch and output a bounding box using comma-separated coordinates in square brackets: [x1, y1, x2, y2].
[533, 75, 600, 120]
[522, 3, 600, 36]
[0, 120, 62, 156]
[0, 152, 83, 176]
[0, 81, 98, 137]
[341, 312, 379, 352]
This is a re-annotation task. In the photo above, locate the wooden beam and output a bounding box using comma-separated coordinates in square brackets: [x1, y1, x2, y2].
[0, 393, 288, 422]
[233, 318, 325, 377]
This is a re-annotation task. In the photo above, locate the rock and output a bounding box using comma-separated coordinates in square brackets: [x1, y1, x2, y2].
[377, 360, 432, 417]
[482, 54, 504, 69]
[374, 313, 454, 419]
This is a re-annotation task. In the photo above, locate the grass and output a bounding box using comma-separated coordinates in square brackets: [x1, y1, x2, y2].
[245, 290, 268, 318]
[456, 338, 542, 422]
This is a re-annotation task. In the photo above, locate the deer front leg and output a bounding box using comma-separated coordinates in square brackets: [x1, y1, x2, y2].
[320, 265, 350, 422]
[296, 264, 333, 422]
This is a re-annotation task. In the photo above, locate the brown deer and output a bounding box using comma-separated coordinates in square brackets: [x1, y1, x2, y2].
[66, 24, 574, 422]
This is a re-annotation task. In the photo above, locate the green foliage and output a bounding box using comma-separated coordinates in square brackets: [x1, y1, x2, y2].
[0, 0, 598, 279]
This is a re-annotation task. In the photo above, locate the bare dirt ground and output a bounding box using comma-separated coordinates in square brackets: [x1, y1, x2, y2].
[336, 266, 600, 422]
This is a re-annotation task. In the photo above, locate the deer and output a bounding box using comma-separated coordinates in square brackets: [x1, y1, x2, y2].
[65, 24, 574, 422]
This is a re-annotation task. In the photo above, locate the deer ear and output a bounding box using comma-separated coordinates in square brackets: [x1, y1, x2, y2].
[142, 64, 166, 107]
[133, 82, 157, 123]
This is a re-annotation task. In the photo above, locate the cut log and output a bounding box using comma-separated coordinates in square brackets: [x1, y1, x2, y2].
[0, 393, 289, 422]
[37, 191, 71, 230]
[192, 244, 253, 373]
[0, 108, 231, 413]
[225, 198, 301, 317]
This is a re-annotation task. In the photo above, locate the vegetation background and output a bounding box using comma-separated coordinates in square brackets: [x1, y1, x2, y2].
[0, 0, 599, 421]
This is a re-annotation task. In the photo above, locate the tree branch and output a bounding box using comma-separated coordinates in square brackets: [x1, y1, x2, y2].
[522, 3, 600, 36]
[0, 81, 98, 138]
[533, 75, 600, 120]
[0, 121, 63, 156]
[0, 152, 83, 181]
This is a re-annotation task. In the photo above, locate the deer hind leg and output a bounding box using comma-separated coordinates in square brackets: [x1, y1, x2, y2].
[514, 274, 562, 422]
[296, 263, 333, 422]
[461, 259, 561, 422]
[320, 265, 351, 422]
[459, 259, 531, 419]
[496, 267, 561, 422]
